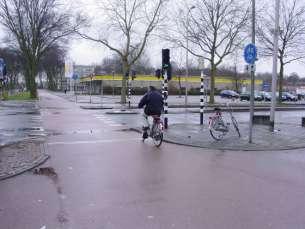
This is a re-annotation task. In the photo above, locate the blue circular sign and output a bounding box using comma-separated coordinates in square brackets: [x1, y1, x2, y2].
[72, 73, 79, 80]
[244, 43, 257, 64]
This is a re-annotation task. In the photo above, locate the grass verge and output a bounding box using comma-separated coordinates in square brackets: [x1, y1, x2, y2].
[5, 91, 34, 101]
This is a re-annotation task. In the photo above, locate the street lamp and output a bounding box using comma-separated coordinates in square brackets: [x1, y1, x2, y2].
[270, 0, 280, 132]
[185, 5, 196, 109]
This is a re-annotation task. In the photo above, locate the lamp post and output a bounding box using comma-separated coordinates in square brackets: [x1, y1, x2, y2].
[270, 0, 280, 132]
[185, 5, 196, 109]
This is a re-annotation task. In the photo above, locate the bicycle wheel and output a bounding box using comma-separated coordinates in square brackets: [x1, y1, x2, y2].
[152, 123, 163, 147]
[209, 117, 228, 141]
[231, 116, 241, 137]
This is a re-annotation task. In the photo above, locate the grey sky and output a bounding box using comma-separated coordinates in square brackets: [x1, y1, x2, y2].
[67, 0, 305, 77]
[1, 0, 305, 77]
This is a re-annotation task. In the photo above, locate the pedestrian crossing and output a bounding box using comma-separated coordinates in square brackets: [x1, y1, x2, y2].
[94, 114, 125, 127]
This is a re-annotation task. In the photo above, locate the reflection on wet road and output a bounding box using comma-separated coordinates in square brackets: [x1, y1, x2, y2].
[0, 101, 45, 145]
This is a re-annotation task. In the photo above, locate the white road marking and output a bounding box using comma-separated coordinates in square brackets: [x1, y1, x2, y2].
[48, 138, 141, 146]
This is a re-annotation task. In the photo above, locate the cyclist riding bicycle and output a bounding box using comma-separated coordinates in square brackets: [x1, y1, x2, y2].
[138, 86, 164, 139]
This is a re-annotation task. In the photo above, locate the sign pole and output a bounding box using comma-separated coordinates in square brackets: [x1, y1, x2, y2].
[249, 0, 256, 143]
[100, 80, 103, 106]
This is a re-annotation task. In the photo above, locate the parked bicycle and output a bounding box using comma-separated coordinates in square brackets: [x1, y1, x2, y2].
[208, 103, 241, 141]
[142, 115, 164, 147]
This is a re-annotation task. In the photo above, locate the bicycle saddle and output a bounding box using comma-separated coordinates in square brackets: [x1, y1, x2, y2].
[214, 107, 221, 111]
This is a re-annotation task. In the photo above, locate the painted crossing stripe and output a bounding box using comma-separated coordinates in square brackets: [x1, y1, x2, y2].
[48, 138, 142, 146]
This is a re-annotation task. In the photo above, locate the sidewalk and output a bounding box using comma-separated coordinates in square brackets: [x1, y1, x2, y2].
[164, 122, 305, 151]
[0, 100, 49, 180]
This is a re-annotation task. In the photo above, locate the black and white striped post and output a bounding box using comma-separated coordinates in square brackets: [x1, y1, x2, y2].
[200, 71, 204, 125]
[163, 70, 168, 129]
[128, 79, 131, 108]
[162, 49, 170, 129]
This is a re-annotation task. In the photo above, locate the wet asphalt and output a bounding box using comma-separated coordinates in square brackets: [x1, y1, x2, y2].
[0, 90, 305, 229]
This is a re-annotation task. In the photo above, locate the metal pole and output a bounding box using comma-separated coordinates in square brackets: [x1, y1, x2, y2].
[249, 0, 256, 143]
[270, 0, 280, 132]
[185, 21, 189, 109]
[164, 70, 169, 129]
[74, 79, 77, 103]
[90, 76, 92, 104]
[112, 71, 115, 96]
[100, 80, 103, 106]
[185, 6, 195, 109]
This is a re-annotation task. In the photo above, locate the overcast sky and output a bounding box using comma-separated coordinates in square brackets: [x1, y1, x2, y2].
[66, 0, 305, 77]
[1, 0, 305, 77]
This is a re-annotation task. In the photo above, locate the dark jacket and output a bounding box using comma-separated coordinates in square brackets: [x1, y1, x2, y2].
[138, 90, 164, 115]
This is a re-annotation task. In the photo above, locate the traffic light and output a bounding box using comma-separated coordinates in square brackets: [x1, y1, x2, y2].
[155, 69, 161, 79]
[162, 49, 172, 81]
[131, 70, 136, 80]
[3, 64, 6, 76]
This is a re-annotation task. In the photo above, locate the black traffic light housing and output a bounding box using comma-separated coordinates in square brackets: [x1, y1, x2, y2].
[162, 49, 172, 81]
[131, 70, 136, 80]
[155, 69, 161, 79]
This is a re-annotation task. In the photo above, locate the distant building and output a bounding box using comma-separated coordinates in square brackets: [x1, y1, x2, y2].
[74, 65, 95, 78]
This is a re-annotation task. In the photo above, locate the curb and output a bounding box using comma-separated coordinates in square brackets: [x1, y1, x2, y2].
[106, 109, 140, 114]
[0, 143, 50, 181]
[162, 136, 305, 152]
[80, 105, 113, 110]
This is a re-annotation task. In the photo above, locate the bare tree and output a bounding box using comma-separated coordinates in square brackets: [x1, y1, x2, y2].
[168, 0, 249, 103]
[257, 0, 305, 102]
[79, 0, 167, 103]
[40, 45, 66, 91]
[0, 0, 84, 98]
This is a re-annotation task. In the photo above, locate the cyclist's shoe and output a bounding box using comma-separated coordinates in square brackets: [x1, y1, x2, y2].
[142, 131, 148, 140]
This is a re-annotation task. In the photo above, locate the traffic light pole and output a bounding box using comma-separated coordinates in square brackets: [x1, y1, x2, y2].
[200, 71, 204, 125]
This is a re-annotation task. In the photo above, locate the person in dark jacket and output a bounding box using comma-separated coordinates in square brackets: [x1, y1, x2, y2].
[138, 86, 164, 139]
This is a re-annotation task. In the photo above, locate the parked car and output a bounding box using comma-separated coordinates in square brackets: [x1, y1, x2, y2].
[239, 91, 263, 101]
[297, 92, 305, 100]
[259, 91, 272, 101]
[282, 92, 298, 101]
[276, 92, 287, 101]
[220, 90, 239, 99]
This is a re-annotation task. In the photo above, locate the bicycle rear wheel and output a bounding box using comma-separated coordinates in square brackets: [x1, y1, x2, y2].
[152, 123, 163, 147]
[231, 116, 241, 137]
[209, 117, 227, 141]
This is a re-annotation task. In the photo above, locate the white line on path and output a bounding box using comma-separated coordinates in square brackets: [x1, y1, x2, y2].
[48, 138, 141, 146]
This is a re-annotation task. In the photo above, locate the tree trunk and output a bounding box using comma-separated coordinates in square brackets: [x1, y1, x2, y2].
[278, 59, 284, 103]
[25, 60, 38, 98]
[47, 70, 57, 91]
[209, 64, 216, 104]
[121, 61, 129, 104]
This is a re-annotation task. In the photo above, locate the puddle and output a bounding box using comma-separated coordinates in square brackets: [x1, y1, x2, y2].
[34, 167, 57, 179]
[33, 167, 69, 225]
[117, 128, 141, 133]
[18, 127, 44, 132]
